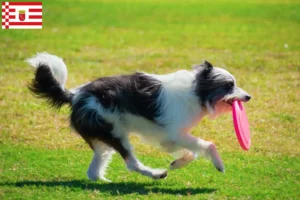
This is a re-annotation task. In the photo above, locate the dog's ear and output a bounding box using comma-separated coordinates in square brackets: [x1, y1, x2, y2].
[193, 60, 213, 71]
[203, 60, 213, 69]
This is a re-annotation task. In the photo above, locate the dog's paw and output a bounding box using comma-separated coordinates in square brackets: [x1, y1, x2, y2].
[100, 176, 112, 182]
[208, 144, 225, 173]
[87, 170, 100, 181]
[212, 159, 225, 173]
[170, 160, 178, 170]
[87, 171, 112, 182]
[87, 168, 104, 181]
[170, 152, 196, 170]
[216, 165, 225, 173]
[151, 169, 168, 180]
[170, 159, 189, 170]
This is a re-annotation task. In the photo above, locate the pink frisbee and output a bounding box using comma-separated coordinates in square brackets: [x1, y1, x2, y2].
[232, 100, 251, 150]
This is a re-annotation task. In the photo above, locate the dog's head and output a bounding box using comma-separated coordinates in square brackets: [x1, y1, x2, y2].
[193, 61, 251, 116]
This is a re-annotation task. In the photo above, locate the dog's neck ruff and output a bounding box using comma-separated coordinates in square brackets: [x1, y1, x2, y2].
[147, 70, 205, 131]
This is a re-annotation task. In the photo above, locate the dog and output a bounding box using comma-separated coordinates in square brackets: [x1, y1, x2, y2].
[27, 53, 251, 182]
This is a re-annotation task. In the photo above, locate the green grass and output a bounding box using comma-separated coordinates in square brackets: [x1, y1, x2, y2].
[0, 0, 299, 199]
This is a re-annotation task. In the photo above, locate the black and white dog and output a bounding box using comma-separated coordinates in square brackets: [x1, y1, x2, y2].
[27, 53, 251, 182]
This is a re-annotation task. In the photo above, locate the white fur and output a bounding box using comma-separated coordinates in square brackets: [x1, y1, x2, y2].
[29, 53, 251, 180]
[72, 69, 225, 179]
[125, 156, 167, 179]
[149, 70, 207, 135]
[26, 52, 68, 88]
[87, 140, 115, 182]
[72, 93, 167, 144]
[72, 94, 171, 180]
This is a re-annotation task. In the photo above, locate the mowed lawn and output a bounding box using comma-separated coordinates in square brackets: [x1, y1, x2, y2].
[0, 0, 299, 199]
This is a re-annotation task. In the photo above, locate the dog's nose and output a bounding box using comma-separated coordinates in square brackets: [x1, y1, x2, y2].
[244, 95, 251, 102]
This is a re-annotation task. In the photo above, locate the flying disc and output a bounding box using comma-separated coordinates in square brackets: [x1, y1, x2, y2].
[232, 100, 251, 150]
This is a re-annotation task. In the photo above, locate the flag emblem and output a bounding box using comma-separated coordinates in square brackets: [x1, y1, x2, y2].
[18, 10, 26, 21]
[2, 2, 42, 29]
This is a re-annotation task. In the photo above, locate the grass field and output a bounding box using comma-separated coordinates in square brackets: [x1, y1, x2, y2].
[0, 0, 299, 199]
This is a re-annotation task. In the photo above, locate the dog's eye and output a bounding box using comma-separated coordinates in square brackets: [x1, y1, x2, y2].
[226, 82, 234, 88]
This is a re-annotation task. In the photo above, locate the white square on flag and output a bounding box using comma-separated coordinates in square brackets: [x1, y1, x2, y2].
[2, 2, 42, 29]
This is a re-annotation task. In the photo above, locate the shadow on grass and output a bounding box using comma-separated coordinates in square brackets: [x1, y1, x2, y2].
[1, 180, 216, 195]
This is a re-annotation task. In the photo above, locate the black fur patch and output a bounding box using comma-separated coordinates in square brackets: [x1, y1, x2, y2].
[79, 73, 162, 123]
[193, 60, 213, 71]
[28, 64, 73, 108]
[194, 65, 234, 107]
[70, 92, 129, 159]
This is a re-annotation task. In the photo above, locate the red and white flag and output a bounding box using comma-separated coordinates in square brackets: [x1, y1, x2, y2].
[2, 2, 42, 29]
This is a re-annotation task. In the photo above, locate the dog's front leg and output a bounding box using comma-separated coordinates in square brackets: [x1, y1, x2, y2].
[170, 150, 197, 170]
[177, 133, 225, 172]
[159, 140, 196, 169]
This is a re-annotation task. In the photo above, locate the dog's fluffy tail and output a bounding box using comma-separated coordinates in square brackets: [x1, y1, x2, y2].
[27, 53, 74, 108]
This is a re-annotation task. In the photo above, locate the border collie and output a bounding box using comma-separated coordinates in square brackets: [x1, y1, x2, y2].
[27, 53, 250, 182]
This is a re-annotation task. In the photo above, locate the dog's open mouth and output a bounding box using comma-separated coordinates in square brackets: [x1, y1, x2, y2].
[223, 99, 234, 106]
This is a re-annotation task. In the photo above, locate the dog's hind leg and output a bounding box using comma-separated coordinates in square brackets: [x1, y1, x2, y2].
[117, 136, 168, 180]
[170, 150, 197, 170]
[177, 133, 225, 172]
[88, 133, 168, 180]
[125, 155, 168, 179]
[87, 140, 115, 182]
